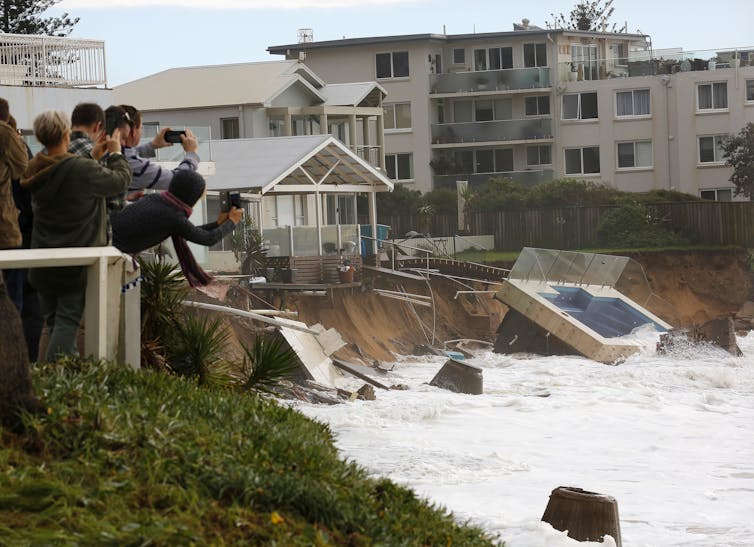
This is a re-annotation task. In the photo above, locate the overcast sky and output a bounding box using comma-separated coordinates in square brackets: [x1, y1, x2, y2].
[55, 0, 754, 86]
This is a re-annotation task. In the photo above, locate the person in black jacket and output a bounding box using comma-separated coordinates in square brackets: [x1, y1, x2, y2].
[111, 170, 242, 286]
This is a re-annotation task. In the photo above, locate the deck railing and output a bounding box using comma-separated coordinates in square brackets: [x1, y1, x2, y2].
[0, 33, 106, 87]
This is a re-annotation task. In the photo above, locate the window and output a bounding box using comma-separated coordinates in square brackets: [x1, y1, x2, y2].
[746, 79, 754, 102]
[474, 148, 513, 173]
[617, 141, 652, 169]
[562, 92, 598, 120]
[616, 89, 650, 117]
[572, 44, 598, 80]
[527, 145, 551, 166]
[453, 98, 512, 122]
[221, 117, 240, 139]
[326, 195, 356, 224]
[384, 102, 412, 130]
[698, 135, 726, 163]
[525, 96, 550, 116]
[524, 43, 547, 67]
[697, 82, 728, 110]
[565, 146, 600, 175]
[453, 48, 465, 65]
[473, 47, 513, 71]
[385, 153, 413, 181]
[376, 51, 409, 79]
[700, 188, 733, 201]
[611, 43, 628, 65]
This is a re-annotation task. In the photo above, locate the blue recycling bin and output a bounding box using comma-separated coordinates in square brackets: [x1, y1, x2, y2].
[360, 224, 390, 256]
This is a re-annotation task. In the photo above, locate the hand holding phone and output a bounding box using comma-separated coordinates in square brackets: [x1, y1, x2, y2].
[164, 130, 187, 144]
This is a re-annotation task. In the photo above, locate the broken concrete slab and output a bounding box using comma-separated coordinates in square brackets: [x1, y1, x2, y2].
[658, 316, 742, 356]
[332, 359, 390, 390]
[429, 359, 483, 395]
[277, 318, 341, 387]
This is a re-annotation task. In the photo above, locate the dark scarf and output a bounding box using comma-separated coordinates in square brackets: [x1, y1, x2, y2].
[160, 191, 213, 287]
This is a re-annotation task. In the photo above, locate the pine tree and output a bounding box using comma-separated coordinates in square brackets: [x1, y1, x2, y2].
[1, 0, 79, 36]
[547, 0, 624, 33]
[721, 123, 754, 199]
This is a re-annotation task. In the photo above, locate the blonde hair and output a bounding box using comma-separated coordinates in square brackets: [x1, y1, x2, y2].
[33, 110, 70, 148]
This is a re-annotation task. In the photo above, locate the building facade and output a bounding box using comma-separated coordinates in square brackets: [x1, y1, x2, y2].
[269, 25, 754, 200]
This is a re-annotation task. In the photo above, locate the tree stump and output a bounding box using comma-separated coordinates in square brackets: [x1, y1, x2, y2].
[541, 486, 622, 546]
[0, 275, 42, 430]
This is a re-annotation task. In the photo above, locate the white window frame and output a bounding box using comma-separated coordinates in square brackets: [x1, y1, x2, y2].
[564, 146, 601, 175]
[375, 51, 410, 79]
[383, 102, 412, 132]
[221, 117, 240, 139]
[385, 152, 414, 182]
[615, 89, 651, 118]
[473, 46, 513, 71]
[746, 79, 754, 103]
[700, 188, 733, 201]
[616, 140, 653, 170]
[697, 82, 728, 112]
[697, 135, 726, 164]
[526, 145, 552, 167]
[562, 92, 598, 120]
[525, 95, 550, 117]
[452, 48, 466, 65]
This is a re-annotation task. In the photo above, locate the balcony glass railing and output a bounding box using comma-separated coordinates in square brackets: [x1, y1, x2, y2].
[431, 118, 552, 145]
[433, 169, 554, 188]
[0, 33, 106, 87]
[558, 46, 754, 83]
[262, 224, 361, 257]
[354, 145, 382, 168]
[139, 125, 212, 162]
[430, 67, 550, 95]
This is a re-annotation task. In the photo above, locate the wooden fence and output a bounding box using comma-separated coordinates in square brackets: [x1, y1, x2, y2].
[365, 201, 754, 250]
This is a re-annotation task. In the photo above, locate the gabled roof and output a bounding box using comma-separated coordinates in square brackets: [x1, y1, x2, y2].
[321, 82, 386, 107]
[114, 60, 326, 111]
[205, 135, 394, 194]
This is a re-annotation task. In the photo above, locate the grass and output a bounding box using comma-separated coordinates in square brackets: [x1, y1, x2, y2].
[0, 359, 500, 546]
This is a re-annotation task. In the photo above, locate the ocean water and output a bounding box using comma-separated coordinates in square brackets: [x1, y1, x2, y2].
[294, 330, 754, 546]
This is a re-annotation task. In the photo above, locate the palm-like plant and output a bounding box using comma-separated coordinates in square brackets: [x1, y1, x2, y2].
[164, 314, 232, 386]
[239, 335, 300, 394]
[229, 215, 267, 276]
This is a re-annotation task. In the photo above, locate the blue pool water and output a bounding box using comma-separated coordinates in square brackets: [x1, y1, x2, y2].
[539, 286, 666, 338]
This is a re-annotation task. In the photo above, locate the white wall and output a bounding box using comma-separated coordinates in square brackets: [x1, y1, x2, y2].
[0, 85, 114, 129]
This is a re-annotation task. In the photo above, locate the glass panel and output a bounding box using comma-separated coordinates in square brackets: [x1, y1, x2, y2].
[717, 189, 732, 201]
[713, 82, 728, 109]
[526, 146, 539, 165]
[501, 47, 513, 69]
[396, 153, 412, 179]
[616, 91, 633, 116]
[714, 136, 725, 162]
[634, 89, 650, 115]
[635, 141, 652, 167]
[538, 96, 550, 115]
[525, 96, 538, 116]
[385, 154, 397, 178]
[393, 51, 409, 77]
[617, 142, 634, 168]
[539, 145, 551, 165]
[475, 149, 494, 172]
[699, 137, 714, 162]
[536, 43, 547, 66]
[494, 98, 512, 120]
[453, 48, 465, 64]
[489, 48, 502, 70]
[581, 92, 598, 119]
[376, 53, 391, 78]
[474, 49, 487, 71]
[395, 103, 411, 128]
[475, 100, 494, 121]
[454, 101, 473, 123]
[563, 94, 579, 119]
[456, 150, 474, 172]
[565, 148, 582, 174]
[582, 147, 600, 173]
[494, 148, 514, 172]
[524, 44, 535, 67]
[700, 190, 716, 200]
[698, 85, 712, 109]
[747, 80, 754, 101]
[383, 104, 395, 130]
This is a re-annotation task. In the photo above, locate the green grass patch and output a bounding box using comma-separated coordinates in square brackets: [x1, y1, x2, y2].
[0, 360, 499, 546]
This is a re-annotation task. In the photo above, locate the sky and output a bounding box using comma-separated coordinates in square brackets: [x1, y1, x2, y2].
[52, 0, 754, 87]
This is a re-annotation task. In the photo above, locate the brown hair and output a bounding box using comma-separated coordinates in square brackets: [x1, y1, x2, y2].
[71, 102, 105, 127]
[119, 104, 142, 127]
[0, 98, 9, 123]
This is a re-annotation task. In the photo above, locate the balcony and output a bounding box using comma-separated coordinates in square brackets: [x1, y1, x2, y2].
[433, 169, 554, 189]
[0, 33, 106, 87]
[354, 145, 382, 168]
[431, 118, 552, 146]
[430, 67, 550, 96]
[558, 47, 754, 83]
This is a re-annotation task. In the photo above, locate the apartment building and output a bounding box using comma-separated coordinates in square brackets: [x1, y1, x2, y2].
[269, 23, 754, 200]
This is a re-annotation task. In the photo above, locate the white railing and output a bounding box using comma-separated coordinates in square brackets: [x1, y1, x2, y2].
[0, 247, 140, 367]
[0, 33, 106, 87]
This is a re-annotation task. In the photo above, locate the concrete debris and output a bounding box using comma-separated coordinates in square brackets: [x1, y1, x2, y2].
[357, 384, 376, 400]
[429, 358, 483, 395]
[658, 315, 742, 356]
[332, 359, 390, 390]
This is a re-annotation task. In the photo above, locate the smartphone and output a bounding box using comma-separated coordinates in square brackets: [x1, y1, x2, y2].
[164, 130, 186, 143]
[220, 191, 242, 212]
[105, 110, 119, 136]
[229, 192, 241, 209]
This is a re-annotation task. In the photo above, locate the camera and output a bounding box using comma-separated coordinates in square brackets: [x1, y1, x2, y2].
[220, 191, 242, 212]
[164, 130, 186, 144]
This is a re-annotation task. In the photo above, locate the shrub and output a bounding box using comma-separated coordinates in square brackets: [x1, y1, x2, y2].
[596, 200, 692, 248]
[421, 188, 458, 214]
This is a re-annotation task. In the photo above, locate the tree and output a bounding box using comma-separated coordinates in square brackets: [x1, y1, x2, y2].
[721, 123, 754, 199]
[1, 0, 79, 36]
[547, 0, 625, 32]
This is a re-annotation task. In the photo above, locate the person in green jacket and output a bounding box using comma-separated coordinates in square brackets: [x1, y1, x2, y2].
[21, 110, 132, 362]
